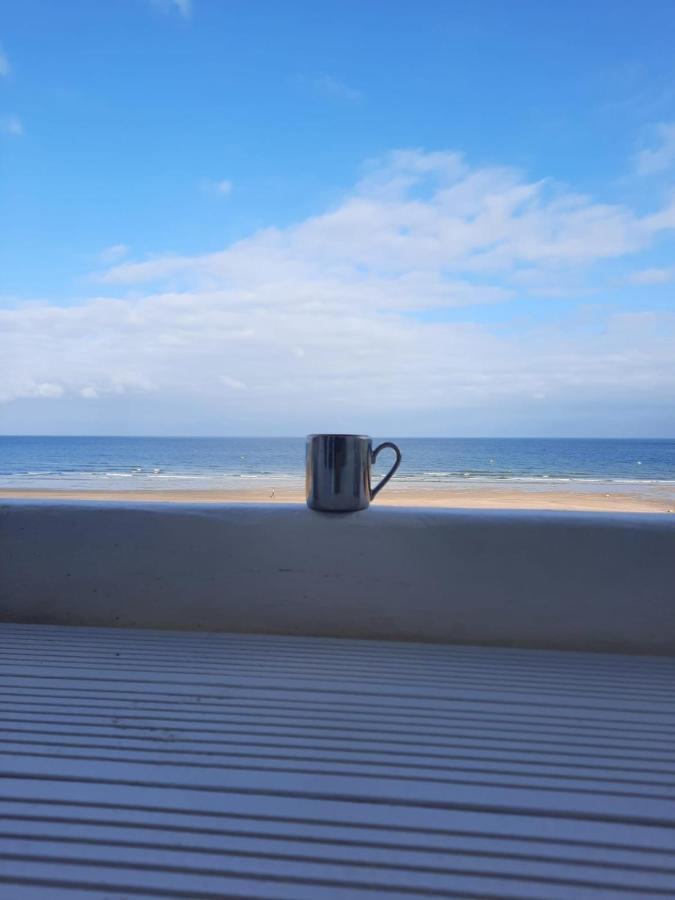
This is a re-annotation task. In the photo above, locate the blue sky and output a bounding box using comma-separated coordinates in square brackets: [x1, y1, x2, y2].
[1, 0, 675, 436]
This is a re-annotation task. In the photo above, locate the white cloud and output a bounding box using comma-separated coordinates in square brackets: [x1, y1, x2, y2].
[634, 122, 675, 176]
[173, 0, 191, 17]
[3, 149, 675, 431]
[2, 115, 24, 137]
[210, 179, 233, 197]
[629, 266, 675, 285]
[97, 244, 130, 265]
[95, 149, 675, 292]
[151, 0, 191, 18]
[2, 289, 673, 430]
[220, 376, 247, 390]
[0, 48, 9, 77]
[35, 383, 64, 399]
[313, 75, 363, 103]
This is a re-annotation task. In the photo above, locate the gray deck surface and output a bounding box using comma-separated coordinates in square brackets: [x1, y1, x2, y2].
[1, 623, 674, 898]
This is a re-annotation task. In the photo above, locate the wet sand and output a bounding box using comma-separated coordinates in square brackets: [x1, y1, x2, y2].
[1, 487, 673, 513]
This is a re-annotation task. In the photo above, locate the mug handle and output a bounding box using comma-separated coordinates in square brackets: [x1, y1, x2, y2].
[370, 442, 402, 499]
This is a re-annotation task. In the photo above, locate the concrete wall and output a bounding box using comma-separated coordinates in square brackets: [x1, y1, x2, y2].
[1, 501, 674, 654]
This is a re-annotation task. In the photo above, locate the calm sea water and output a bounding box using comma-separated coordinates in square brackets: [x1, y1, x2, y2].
[1, 436, 674, 498]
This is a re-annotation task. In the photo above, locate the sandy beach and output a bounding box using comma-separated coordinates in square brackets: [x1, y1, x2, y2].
[1, 487, 673, 513]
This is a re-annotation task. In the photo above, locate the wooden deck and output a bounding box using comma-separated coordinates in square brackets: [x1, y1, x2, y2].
[1, 623, 675, 898]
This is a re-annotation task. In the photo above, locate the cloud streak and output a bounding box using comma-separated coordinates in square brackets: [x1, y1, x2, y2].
[635, 122, 675, 176]
[313, 74, 363, 103]
[150, 0, 192, 19]
[1, 115, 24, 137]
[3, 149, 675, 433]
[629, 266, 675, 285]
[207, 179, 233, 197]
[95, 150, 675, 290]
[173, 0, 191, 17]
[97, 244, 131, 265]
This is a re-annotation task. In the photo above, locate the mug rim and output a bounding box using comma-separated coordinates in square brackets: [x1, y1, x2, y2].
[307, 433, 370, 440]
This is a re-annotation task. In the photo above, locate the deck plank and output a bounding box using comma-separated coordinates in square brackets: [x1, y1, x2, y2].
[1, 624, 675, 898]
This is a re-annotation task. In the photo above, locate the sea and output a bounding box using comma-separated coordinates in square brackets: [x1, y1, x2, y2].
[1, 436, 674, 500]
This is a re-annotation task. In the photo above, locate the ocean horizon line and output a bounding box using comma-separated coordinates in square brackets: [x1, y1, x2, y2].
[3, 434, 675, 442]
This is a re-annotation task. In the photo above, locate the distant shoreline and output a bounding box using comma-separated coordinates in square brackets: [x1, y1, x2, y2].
[2, 487, 672, 514]
[2, 436, 673, 513]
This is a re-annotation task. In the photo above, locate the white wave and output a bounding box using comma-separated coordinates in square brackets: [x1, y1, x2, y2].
[146, 473, 213, 480]
[409, 473, 675, 486]
[603, 478, 675, 485]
